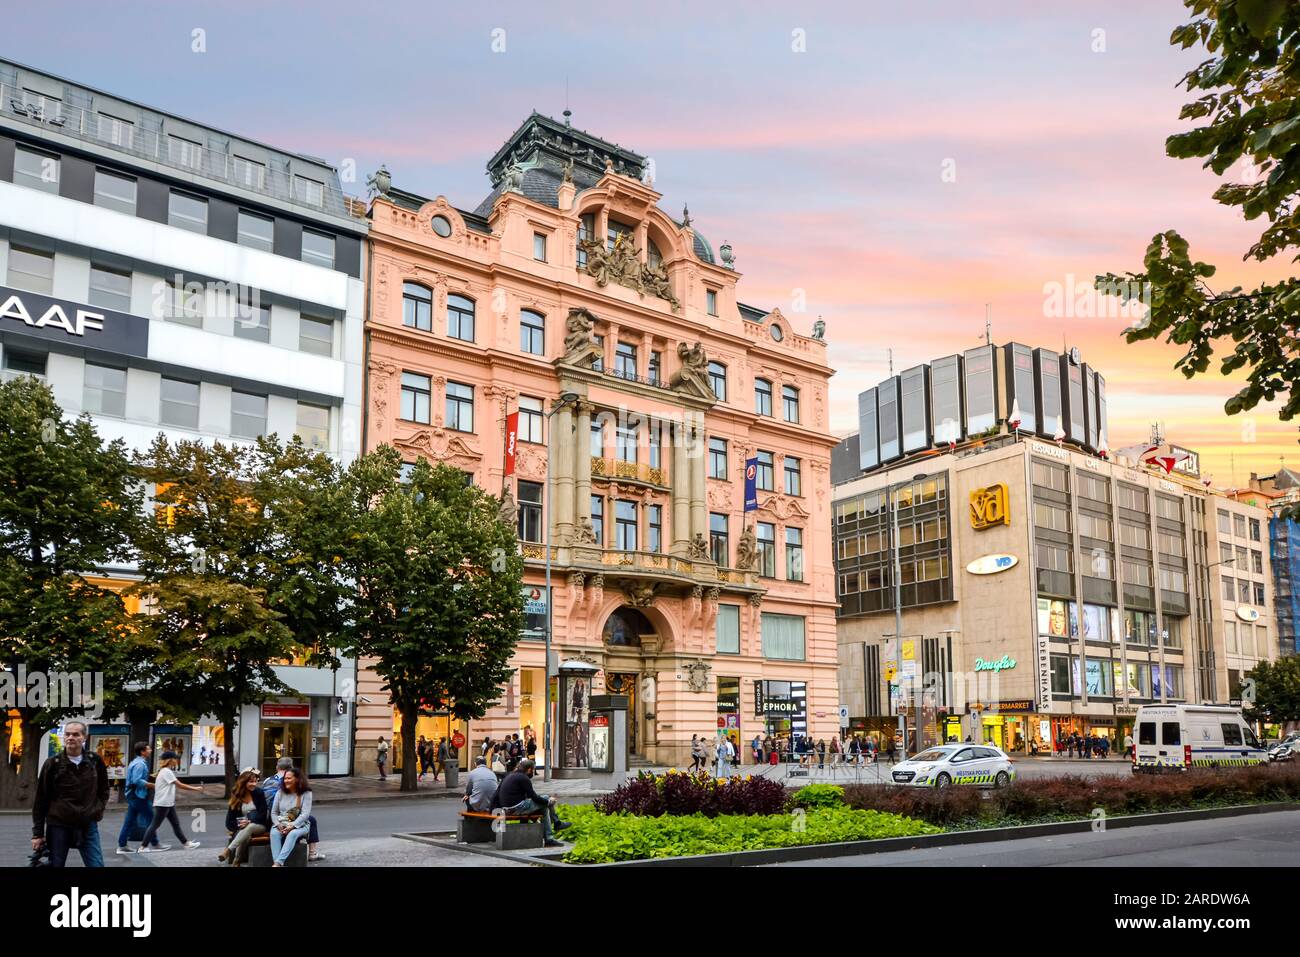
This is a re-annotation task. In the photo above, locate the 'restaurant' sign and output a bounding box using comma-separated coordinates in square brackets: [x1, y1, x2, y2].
[0, 286, 149, 358]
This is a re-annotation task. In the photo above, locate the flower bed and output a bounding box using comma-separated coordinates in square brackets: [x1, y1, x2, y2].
[842, 764, 1300, 829]
[559, 803, 942, 864]
[594, 770, 789, 817]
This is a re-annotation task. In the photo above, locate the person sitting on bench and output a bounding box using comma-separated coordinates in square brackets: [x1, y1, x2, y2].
[462, 756, 497, 812]
[489, 759, 569, 847]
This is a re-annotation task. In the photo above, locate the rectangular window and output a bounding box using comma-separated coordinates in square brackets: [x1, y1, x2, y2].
[615, 500, 638, 551]
[786, 527, 804, 581]
[1078, 512, 1112, 541]
[159, 377, 200, 430]
[1238, 579, 1251, 603]
[1032, 460, 1068, 492]
[298, 313, 335, 357]
[163, 278, 203, 328]
[708, 361, 727, 401]
[14, 145, 59, 193]
[591, 496, 604, 547]
[577, 214, 594, 268]
[533, 232, 547, 262]
[706, 288, 718, 316]
[1051, 655, 1073, 694]
[97, 113, 134, 148]
[784, 456, 802, 496]
[82, 363, 126, 417]
[590, 420, 604, 458]
[400, 372, 431, 424]
[756, 450, 774, 491]
[301, 230, 336, 269]
[783, 384, 801, 424]
[1218, 509, 1232, 534]
[1249, 518, 1261, 541]
[1233, 514, 1247, 538]
[168, 191, 208, 234]
[1221, 723, 1243, 747]
[716, 604, 741, 654]
[231, 391, 267, 439]
[7, 246, 54, 294]
[403, 283, 433, 332]
[233, 296, 271, 343]
[518, 481, 543, 543]
[615, 341, 638, 380]
[1033, 501, 1071, 533]
[648, 351, 662, 385]
[520, 310, 545, 355]
[518, 396, 543, 443]
[446, 381, 474, 432]
[293, 175, 325, 207]
[761, 613, 806, 660]
[648, 421, 661, 470]
[93, 169, 137, 214]
[757, 522, 776, 578]
[295, 402, 330, 450]
[648, 504, 663, 553]
[88, 263, 132, 312]
[616, 424, 638, 464]
[447, 295, 475, 342]
[232, 156, 266, 189]
[1254, 582, 1265, 606]
[1252, 549, 1263, 574]
[167, 135, 204, 171]
[710, 513, 729, 566]
[237, 211, 275, 252]
[708, 437, 729, 480]
[755, 379, 773, 416]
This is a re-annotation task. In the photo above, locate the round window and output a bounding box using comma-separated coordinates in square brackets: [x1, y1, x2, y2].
[431, 215, 452, 237]
[770, 323, 784, 342]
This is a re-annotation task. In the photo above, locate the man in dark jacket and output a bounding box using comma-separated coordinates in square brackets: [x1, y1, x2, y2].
[32, 721, 109, 867]
[490, 759, 569, 847]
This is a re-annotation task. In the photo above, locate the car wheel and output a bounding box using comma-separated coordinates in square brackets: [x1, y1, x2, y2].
[994, 770, 1010, 789]
[935, 772, 951, 789]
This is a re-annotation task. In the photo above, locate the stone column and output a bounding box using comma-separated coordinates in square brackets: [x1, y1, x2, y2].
[576, 401, 594, 530]
[554, 399, 575, 542]
[671, 420, 691, 554]
[689, 420, 707, 548]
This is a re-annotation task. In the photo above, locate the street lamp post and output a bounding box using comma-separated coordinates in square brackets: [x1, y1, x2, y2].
[543, 392, 580, 783]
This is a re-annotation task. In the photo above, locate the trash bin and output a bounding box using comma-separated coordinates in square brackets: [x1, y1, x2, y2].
[443, 752, 459, 788]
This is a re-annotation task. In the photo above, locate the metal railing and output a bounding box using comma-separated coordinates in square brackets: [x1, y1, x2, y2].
[590, 457, 667, 486]
[1, 81, 352, 218]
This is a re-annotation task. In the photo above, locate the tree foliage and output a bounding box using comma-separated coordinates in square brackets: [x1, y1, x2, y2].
[1245, 654, 1300, 725]
[0, 377, 144, 808]
[1096, 0, 1300, 509]
[337, 447, 523, 791]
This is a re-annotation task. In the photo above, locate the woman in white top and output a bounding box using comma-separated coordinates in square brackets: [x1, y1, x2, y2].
[269, 767, 314, 867]
[137, 751, 202, 852]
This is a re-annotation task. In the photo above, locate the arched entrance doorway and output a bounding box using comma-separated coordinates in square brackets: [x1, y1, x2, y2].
[600, 606, 660, 760]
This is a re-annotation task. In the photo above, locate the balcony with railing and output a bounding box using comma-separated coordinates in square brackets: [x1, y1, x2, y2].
[591, 456, 668, 487]
[517, 539, 761, 594]
[0, 80, 354, 220]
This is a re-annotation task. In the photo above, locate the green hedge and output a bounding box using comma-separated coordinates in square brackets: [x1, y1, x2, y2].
[557, 803, 941, 864]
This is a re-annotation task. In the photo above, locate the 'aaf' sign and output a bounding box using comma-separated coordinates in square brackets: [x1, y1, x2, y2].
[0, 286, 149, 358]
[970, 483, 1010, 530]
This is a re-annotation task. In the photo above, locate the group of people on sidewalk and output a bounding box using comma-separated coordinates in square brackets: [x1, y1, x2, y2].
[1055, 731, 1123, 759]
[461, 756, 569, 847]
[28, 720, 326, 869]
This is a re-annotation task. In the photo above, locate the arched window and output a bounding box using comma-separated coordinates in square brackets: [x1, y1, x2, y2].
[603, 607, 654, 647]
[520, 310, 545, 355]
[708, 361, 727, 402]
[447, 294, 475, 342]
[755, 378, 773, 416]
[402, 282, 431, 331]
[647, 239, 663, 269]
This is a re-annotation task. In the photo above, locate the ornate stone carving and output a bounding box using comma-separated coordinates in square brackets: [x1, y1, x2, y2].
[563, 307, 602, 366]
[639, 261, 679, 311]
[568, 571, 586, 607]
[394, 426, 481, 471]
[622, 580, 659, 607]
[572, 517, 598, 544]
[497, 489, 517, 527]
[669, 342, 713, 398]
[502, 163, 525, 193]
[812, 318, 826, 340]
[687, 533, 710, 560]
[590, 574, 604, 606]
[735, 524, 757, 571]
[707, 483, 733, 510]
[578, 232, 678, 310]
[748, 592, 763, 608]
[685, 660, 710, 693]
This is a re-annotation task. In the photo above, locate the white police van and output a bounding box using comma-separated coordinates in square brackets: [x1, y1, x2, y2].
[1132, 704, 1267, 772]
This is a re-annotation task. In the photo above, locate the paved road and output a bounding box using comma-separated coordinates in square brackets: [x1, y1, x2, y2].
[779, 808, 1300, 867]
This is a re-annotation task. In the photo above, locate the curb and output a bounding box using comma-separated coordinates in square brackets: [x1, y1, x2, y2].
[396, 800, 1300, 868]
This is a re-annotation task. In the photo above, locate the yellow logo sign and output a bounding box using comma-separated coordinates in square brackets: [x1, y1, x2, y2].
[970, 483, 1010, 529]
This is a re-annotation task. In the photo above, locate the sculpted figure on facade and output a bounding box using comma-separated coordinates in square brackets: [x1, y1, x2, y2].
[497, 489, 517, 528]
[623, 581, 659, 608]
[640, 260, 679, 311]
[735, 524, 757, 570]
[669, 341, 711, 397]
[572, 516, 598, 545]
[563, 308, 597, 363]
[687, 532, 710, 560]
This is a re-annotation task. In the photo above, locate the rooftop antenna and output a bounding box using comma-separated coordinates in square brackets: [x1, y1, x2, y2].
[563, 76, 571, 126]
[888, 348, 894, 377]
[984, 303, 991, 346]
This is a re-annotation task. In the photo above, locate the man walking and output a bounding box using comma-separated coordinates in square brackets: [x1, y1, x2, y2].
[376, 735, 389, 779]
[116, 741, 162, 854]
[32, 721, 109, 868]
[436, 737, 449, 782]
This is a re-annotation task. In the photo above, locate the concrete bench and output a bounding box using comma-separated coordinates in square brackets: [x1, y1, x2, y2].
[457, 811, 545, 851]
[244, 832, 308, 867]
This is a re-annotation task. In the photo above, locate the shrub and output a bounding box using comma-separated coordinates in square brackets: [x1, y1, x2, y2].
[594, 770, 787, 818]
[842, 764, 1300, 828]
[558, 803, 942, 864]
[790, 784, 846, 809]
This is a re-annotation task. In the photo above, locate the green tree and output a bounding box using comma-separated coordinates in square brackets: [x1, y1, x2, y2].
[0, 377, 144, 808]
[1245, 655, 1300, 726]
[339, 448, 523, 792]
[1097, 0, 1300, 511]
[131, 437, 302, 794]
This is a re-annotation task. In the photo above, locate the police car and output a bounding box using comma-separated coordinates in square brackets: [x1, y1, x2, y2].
[890, 743, 1015, 788]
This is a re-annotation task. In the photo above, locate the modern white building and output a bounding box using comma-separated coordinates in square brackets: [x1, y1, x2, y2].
[0, 58, 366, 778]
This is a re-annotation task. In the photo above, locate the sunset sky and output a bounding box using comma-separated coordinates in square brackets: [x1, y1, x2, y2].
[9, 0, 1296, 484]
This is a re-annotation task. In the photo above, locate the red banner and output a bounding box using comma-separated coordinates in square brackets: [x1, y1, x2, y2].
[504, 411, 519, 476]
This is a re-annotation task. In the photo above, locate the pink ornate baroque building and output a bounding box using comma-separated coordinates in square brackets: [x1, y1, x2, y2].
[357, 113, 837, 772]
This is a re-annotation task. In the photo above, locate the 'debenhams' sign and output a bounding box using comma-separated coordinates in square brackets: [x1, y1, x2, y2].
[0, 286, 149, 358]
